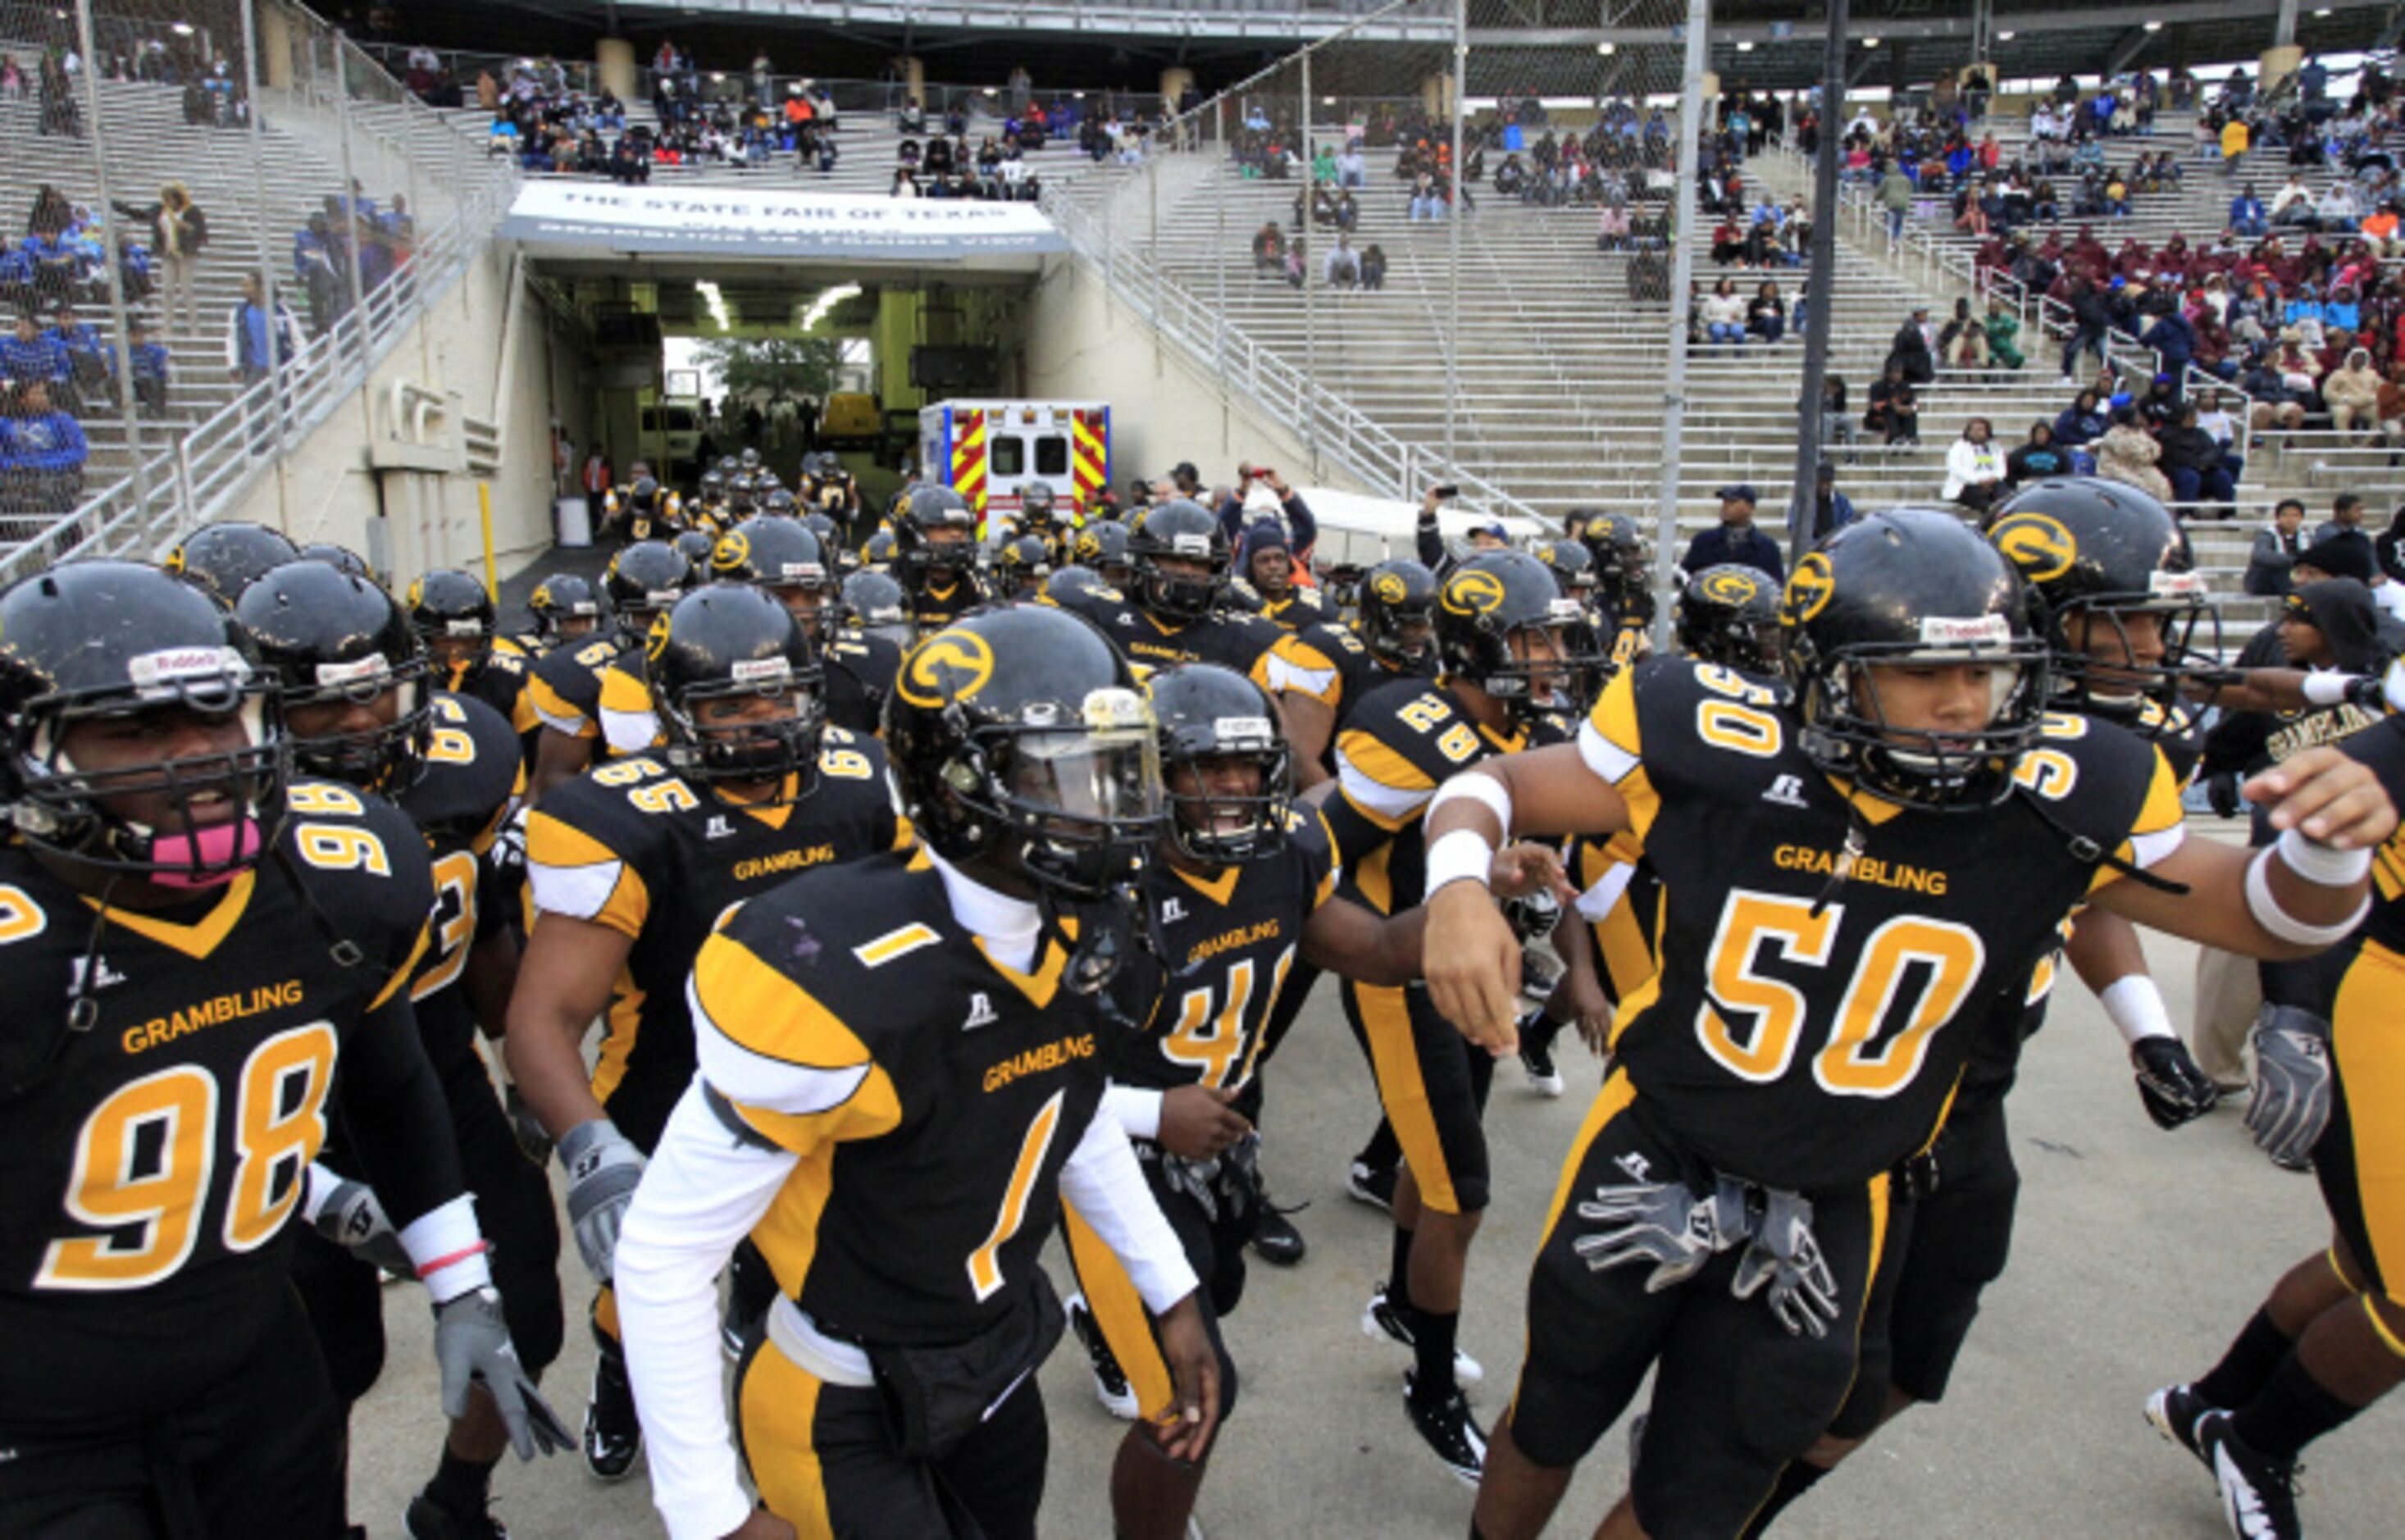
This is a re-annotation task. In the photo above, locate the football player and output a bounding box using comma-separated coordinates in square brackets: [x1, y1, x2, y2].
[238, 560, 568, 1539]
[996, 532, 1055, 601]
[1041, 564, 1127, 622]
[891, 484, 991, 631]
[1287, 558, 1441, 789]
[298, 541, 378, 583]
[1093, 499, 1338, 712]
[710, 517, 895, 739]
[519, 573, 608, 658]
[1739, 479, 2229, 1530]
[405, 569, 540, 751]
[1074, 519, 1139, 592]
[0, 563, 561, 1538]
[603, 467, 681, 543]
[505, 583, 911, 1483]
[1418, 508, 2393, 1540]
[1574, 508, 1656, 670]
[1017, 479, 1078, 562]
[523, 540, 691, 800]
[613, 604, 1216, 1540]
[165, 519, 300, 607]
[1319, 549, 1588, 1482]
[840, 568, 914, 653]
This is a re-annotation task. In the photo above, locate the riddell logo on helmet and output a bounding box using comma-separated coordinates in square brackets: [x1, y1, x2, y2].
[1918, 615, 2012, 646]
[128, 648, 244, 688]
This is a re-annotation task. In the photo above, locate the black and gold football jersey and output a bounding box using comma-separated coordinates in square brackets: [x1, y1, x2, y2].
[527, 633, 635, 745]
[1582, 659, 2184, 1190]
[1255, 587, 1327, 633]
[689, 848, 1121, 1346]
[1568, 830, 1665, 1007]
[909, 571, 988, 631]
[525, 736, 908, 1151]
[1324, 677, 1558, 918]
[1095, 606, 1339, 708]
[0, 783, 433, 1433]
[399, 693, 526, 1079]
[824, 630, 902, 738]
[442, 638, 538, 745]
[597, 653, 664, 759]
[1109, 811, 1340, 1097]
[1297, 619, 1438, 740]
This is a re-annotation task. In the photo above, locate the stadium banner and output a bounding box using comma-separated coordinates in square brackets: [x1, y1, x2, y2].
[499, 182, 1068, 259]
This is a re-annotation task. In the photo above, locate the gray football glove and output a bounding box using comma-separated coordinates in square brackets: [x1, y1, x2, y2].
[559, 1119, 646, 1284]
[432, 1285, 573, 1460]
[310, 1175, 413, 1278]
[2246, 1005, 2334, 1172]
[1730, 1189, 1841, 1339]
[1572, 1173, 1754, 1292]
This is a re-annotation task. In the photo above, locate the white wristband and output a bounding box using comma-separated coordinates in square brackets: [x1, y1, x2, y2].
[398, 1194, 493, 1304]
[2301, 672, 2363, 708]
[1424, 827, 1500, 896]
[2098, 974, 2175, 1047]
[1428, 771, 1515, 836]
[2245, 845, 2372, 949]
[2276, 825, 2374, 886]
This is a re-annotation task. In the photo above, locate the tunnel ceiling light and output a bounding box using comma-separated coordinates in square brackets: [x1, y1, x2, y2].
[1597, 41, 1616, 55]
[2143, 20, 2163, 30]
[1862, 37, 1880, 48]
[1736, 40, 1755, 52]
[1997, 30, 2016, 40]
[802, 282, 862, 331]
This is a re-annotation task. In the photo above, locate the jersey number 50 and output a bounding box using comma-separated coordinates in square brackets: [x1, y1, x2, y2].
[1696, 890, 1986, 1097]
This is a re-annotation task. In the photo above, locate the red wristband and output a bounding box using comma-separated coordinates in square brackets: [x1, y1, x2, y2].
[415, 1240, 491, 1280]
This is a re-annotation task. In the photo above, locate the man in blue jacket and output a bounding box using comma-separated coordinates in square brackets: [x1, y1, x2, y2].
[1679, 484, 1785, 581]
[0, 379, 88, 517]
[2230, 184, 2268, 238]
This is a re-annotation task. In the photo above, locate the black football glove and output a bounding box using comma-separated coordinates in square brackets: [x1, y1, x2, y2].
[2206, 771, 2243, 820]
[2132, 1037, 2220, 1130]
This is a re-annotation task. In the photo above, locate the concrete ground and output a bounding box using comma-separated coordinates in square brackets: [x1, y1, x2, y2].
[348, 924, 2405, 1539]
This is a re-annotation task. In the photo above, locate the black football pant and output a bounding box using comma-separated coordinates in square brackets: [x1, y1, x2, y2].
[0, 1286, 344, 1540]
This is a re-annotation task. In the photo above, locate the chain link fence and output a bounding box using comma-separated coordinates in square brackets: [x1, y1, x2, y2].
[0, 0, 512, 582]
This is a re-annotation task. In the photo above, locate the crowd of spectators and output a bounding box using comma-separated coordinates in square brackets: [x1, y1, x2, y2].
[289, 185, 416, 338]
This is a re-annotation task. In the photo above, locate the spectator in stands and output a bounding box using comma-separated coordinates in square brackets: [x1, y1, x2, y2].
[1745, 280, 1785, 344]
[2137, 373, 2185, 433]
[2221, 112, 2249, 177]
[1701, 278, 1747, 350]
[1877, 160, 1912, 245]
[1284, 237, 1307, 289]
[2326, 346, 2384, 438]
[2006, 421, 2071, 487]
[1887, 304, 1936, 384]
[2228, 181, 2270, 239]
[2098, 407, 2171, 501]
[1324, 235, 1361, 289]
[127, 316, 168, 419]
[1865, 363, 1920, 444]
[36, 51, 77, 139]
[1818, 373, 1858, 461]
[1943, 418, 2007, 517]
[2059, 276, 2111, 382]
[2273, 172, 2319, 230]
[226, 273, 296, 440]
[2316, 491, 2371, 548]
[2160, 404, 2238, 516]
[1681, 485, 1783, 581]
[1938, 297, 1991, 371]
[2247, 499, 2309, 595]
[0, 57, 21, 101]
[48, 303, 104, 415]
[1360, 242, 1387, 292]
[2, 310, 66, 403]
[1806, 462, 1856, 541]
[0, 380, 85, 516]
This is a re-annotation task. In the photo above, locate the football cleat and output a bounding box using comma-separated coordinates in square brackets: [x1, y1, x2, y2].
[2198, 1411, 2303, 1540]
[583, 1339, 644, 1481]
[1251, 1205, 1308, 1267]
[1346, 1159, 1397, 1213]
[1520, 947, 1564, 1002]
[2145, 1383, 2216, 1472]
[1361, 1283, 1483, 1384]
[1067, 1293, 1139, 1420]
[1403, 1369, 1488, 1488]
[405, 1489, 509, 1540]
[1518, 1009, 1566, 1097]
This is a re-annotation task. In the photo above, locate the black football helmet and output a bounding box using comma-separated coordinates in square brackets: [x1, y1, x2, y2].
[166, 521, 302, 608]
[1018, 481, 1059, 528]
[526, 573, 607, 645]
[726, 473, 759, 515]
[892, 485, 982, 590]
[739, 447, 763, 472]
[1150, 663, 1294, 867]
[887, 604, 1162, 899]
[1359, 559, 1438, 667]
[763, 487, 799, 517]
[839, 570, 913, 649]
[0, 560, 282, 886]
[1532, 539, 1600, 608]
[1781, 508, 2050, 811]
[238, 560, 433, 792]
[298, 542, 378, 584]
[1985, 476, 2213, 720]
[997, 534, 1054, 596]
[645, 583, 824, 791]
[626, 475, 662, 513]
[1675, 563, 1784, 674]
[1434, 551, 1582, 718]
[801, 512, 843, 554]
[1574, 509, 1654, 622]
[1073, 520, 1136, 590]
[713, 517, 838, 639]
[1128, 499, 1230, 622]
[863, 527, 899, 572]
[1041, 565, 1122, 617]
[403, 569, 499, 690]
[672, 528, 717, 573]
[604, 540, 695, 640]
[697, 470, 727, 503]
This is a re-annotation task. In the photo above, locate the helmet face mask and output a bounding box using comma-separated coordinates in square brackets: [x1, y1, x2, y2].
[1435, 553, 1580, 722]
[648, 585, 827, 792]
[1783, 512, 2051, 812]
[895, 487, 981, 590]
[1130, 502, 1229, 622]
[1360, 559, 1437, 667]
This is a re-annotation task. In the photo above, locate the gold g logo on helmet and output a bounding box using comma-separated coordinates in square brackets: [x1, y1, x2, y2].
[1700, 567, 1760, 606]
[896, 628, 998, 708]
[531, 581, 554, 609]
[712, 531, 750, 575]
[644, 610, 673, 663]
[163, 545, 187, 576]
[403, 576, 426, 610]
[1372, 572, 1409, 604]
[1441, 567, 1507, 618]
[1783, 553, 1834, 627]
[1988, 511, 2078, 583]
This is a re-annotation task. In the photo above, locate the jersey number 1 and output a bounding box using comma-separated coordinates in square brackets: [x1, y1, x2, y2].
[968, 1088, 1065, 1302]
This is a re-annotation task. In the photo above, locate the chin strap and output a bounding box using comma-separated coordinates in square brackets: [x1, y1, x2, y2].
[2009, 783, 2190, 895]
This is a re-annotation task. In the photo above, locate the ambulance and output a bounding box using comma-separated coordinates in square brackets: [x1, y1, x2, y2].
[918, 399, 1110, 535]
